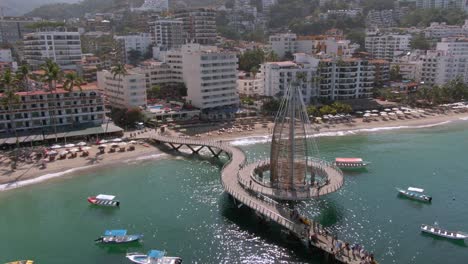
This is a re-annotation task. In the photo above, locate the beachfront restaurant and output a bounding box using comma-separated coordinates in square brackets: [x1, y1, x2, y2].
[0, 123, 123, 148]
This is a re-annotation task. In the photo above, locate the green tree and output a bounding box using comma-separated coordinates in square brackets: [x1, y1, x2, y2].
[148, 85, 162, 99]
[307, 105, 318, 116]
[262, 98, 280, 113]
[0, 69, 21, 168]
[283, 51, 294, 61]
[319, 105, 337, 116]
[331, 101, 352, 113]
[265, 51, 279, 62]
[238, 49, 266, 72]
[410, 34, 431, 50]
[63, 72, 84, 128]
[390, 65, 402, 81]
[40, 59, 62, 142]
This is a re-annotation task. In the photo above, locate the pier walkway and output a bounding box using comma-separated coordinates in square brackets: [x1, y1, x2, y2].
[150, 133, 372, 264]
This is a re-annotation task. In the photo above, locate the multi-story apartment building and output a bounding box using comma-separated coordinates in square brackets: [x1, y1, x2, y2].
[237, 71, 264, 96]
[0, 83, 106, 134]
[269, 33, 309, 58]
[177, 44, 239, 115]
[365, 33, 412, 61]
[420, 38, 468, 85]
[262, 54, 320, 103]
[23, 28, 82, 70]
[262, 53, 376, 102]
[424, 21, 468, 39]
[318, 58, 375, 100]
[415, 0, 468, 12]
[149, 18, 184, 50]
[365, 9, 403, 29]
[97, 70, 147, 109]
[114, 33, 152, 64]
[0, 17, 39, 44]
[132, 60, 180, 89]
[175, 9, 217, 45]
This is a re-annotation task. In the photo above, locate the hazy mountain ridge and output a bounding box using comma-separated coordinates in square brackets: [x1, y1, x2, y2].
[2, 0, 80, 16]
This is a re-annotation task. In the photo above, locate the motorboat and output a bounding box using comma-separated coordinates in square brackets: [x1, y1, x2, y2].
[421, 224, 468, 240]
[95, 229, 142, 244]
[88, 194, 120, 207]
[126, 250, 182, 264]
[5, 261, 34, 264]
[397, 187, 432, 202]
[334, 158, 369, 170]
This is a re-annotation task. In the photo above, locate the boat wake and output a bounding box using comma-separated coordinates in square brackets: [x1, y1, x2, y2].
[230, 135, 271, 146]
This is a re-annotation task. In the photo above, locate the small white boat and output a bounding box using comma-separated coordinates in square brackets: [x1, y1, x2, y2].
[126, 250, 182, 264]
[397, 187, 432, 202]
[421, 224, 468, 240]
[87, 194, 120, 207]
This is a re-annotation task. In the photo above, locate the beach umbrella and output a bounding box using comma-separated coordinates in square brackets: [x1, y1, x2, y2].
[48, 150, 58, 156]
[380, 112, 388, 116]
[363, 113, 371, 117]
[82, 146, 92, 151]
[112, 138, 123, 142]
[371, 114, 379, 117]
[392, 108, 399, 111]
[111, 143, 119, 148]
[388, 112, 396, 116]
[371, 110, 379, 113]
[365, 110, 371, 113]
[129, 140, 137, 144]
[51, 144, 62, 149]
[64, 144, 75, 148]
[77, 142, 87, 146]
[384, 108, 391, 112]
[99, 140, 108, 144]
[119, 142, 127, 147]
[355, 111, 363, 115]
[98, 144, 107, 149]
[59, 150, 68, 156]
[70, 148, 79, 153]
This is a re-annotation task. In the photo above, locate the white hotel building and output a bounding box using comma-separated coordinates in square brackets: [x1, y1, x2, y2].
[97, 70, 147, 109]
[23, 28, 82, 70]
[176, 44, 239, 114]
[0, 84, 106, 134]
[365, 33, 411, 61]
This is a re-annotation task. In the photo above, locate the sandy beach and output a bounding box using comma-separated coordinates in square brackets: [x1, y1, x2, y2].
[1, 109, 468, 191]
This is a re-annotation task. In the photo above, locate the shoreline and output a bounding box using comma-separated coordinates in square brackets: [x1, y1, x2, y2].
[1, 111, 468, 191]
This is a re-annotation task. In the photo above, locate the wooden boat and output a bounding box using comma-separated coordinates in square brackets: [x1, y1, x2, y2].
[397, 187, 432, 202]
[126, 250, 182, 264]
[334, 158, 369, 170]
[95, 229, 142, 244]
[5, 261, 34, 264]
[87, 194, 120, 207]
[421, 224, 468, 240]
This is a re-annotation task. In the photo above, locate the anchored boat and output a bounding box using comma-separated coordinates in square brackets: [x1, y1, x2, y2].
[421, 224, 468, 240]
[397, 187, 432, 202]
[95, 229, 142, 244]
[126, 250, 182, 264]
[88, 194, 120, 207]
[334, 158, 369, 170]
[5, 261, 34, 264]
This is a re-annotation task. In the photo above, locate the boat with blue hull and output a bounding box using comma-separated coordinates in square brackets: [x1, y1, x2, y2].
[126, 250, 182, 264]
[95, 229, 142, 244]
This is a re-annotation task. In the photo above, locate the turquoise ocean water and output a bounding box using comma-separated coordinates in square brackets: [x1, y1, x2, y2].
[1, 121, 468, 263]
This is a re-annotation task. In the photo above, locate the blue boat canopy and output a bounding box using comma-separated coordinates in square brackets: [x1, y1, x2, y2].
[148, 250, 166, 259]
[104, 229, 127, 236]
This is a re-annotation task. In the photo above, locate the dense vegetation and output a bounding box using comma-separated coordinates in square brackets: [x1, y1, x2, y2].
[376, 78, 468, 106]
[26, 0, 144, 19]
[400, 8, 468, 27]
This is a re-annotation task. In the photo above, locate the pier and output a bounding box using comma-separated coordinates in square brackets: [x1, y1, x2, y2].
[151, 133, 372, 264]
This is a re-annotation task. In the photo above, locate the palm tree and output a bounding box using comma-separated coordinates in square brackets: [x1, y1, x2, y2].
[63, 72, 83, 128]
[16, 63, 31, 92]
[40, 59, 62, 142]
[0, 69, 20, 169]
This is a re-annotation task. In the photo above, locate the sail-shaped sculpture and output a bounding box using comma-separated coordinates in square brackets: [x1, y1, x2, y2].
[270, 82, 313, 192]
